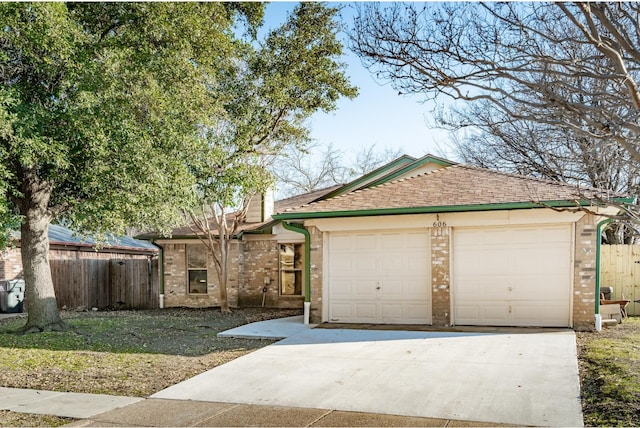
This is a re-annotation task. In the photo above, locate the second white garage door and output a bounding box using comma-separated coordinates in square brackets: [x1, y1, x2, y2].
[328, 230, 431, 324]
[453, 224, 573, 327]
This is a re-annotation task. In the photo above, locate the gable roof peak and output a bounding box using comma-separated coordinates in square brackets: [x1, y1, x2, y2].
[273, 160, 631, 220]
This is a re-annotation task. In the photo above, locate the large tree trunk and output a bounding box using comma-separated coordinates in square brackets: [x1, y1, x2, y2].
[19, 176, 63, 332]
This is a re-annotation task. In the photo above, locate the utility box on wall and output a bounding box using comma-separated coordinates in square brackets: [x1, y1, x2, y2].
[0, 279, 25, 313]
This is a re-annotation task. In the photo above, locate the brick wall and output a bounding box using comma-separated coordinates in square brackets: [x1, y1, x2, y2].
[573, 215, 597, 331]
[239, 240, 276, 306]
[161, 238, 305, 310]
[0, 249, 23, 281]
[309, 226, 323, 324]
[161, 242, 239, 308]
[238, 239, 303, 309]
[431, 226, 450, 327]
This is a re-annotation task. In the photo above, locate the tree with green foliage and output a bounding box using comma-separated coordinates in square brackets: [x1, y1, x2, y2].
[184, 3, 357, 312]
[0, 2, 263, 331]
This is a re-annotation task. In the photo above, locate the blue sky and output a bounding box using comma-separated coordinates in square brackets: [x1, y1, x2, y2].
[262, 2, 455, 160]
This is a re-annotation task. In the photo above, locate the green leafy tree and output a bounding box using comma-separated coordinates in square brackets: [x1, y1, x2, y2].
[183, 3, 358, 312]
[0, 2, 263, 331]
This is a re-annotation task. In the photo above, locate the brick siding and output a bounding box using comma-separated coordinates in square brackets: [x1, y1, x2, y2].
[161, 238, 305, 310]
[162, 242, 238, 308]
[238, 240, 303, 309]
[573, 215, 597, 330]
[431, 226, 451, 327]
[308, 226, 323, 324]
[0, 249, 23, 281]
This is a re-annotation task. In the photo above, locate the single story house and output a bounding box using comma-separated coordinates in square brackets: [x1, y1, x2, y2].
[144, 155, 630, 330]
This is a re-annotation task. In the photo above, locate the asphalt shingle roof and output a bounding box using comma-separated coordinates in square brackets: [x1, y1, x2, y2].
[277, 165, 614, 215]
[157, 184, 344, 238]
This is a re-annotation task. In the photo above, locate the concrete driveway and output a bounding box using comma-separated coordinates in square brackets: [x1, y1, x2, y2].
[153, 328, 583, 427]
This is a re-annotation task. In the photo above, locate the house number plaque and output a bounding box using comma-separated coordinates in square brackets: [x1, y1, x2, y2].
[433, 214, 447, 228]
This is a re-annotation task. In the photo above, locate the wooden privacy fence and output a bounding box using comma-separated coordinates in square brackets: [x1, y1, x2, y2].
[50, 258, 159, 310]
[600, 245, 640, 316]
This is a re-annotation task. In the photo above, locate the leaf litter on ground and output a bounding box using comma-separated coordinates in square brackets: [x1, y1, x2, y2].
[0, 307, 300, 397]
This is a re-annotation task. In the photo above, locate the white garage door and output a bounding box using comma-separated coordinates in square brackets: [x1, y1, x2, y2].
[328, 230, 431, 324]
[453, 225, 572, 327]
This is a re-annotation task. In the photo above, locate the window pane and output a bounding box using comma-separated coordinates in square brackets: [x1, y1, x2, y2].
[294, 244, 304, 269]
[279, 244, 295, 270]
[280, 243, 303, 296]
[189, 270, 208, 294]
[281, 270, 302, 295]
[187, 245, 207, 269]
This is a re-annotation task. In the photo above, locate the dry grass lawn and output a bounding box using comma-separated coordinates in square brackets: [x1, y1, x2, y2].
[0, 307, 300, 426]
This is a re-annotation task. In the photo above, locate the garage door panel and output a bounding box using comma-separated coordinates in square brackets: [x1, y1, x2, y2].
[456, 278, 512, 299]
[355, 280, 377, 298]
[329, 229, 431, 325]
[512, 305, 540, 323]
[456, 305, 510, 325]
[354, 303, 377, 321]
[405, 280, 431, 299]
[455, 249, 507, 272]
[328, 280, 353, 298]
[516, 250, 567, 273]
[381, 303, 402, 321]
[482, 305, 510, 322]
[405, 233, 429, 249]
[381, 254, 404, 272]
[407, 257, 429, 273]
[329, 303, 352, 320]
[355, 254, 377, 271]
[331, 234, 352, 251]
[453, 225, 572, 327]
[512, 304, 568, 326]
[403, 303, 431, 323]
[331, 256, 353, 272]
[380, 279, 402, 298]
[455, 305, 480, 323]
[355, 234, 376, 249]
[380, 233, 403, 249]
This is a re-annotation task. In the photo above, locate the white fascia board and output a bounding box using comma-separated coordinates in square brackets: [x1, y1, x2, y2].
[305, 208, 586, 232]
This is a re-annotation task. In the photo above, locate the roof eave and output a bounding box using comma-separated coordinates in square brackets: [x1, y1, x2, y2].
[272, 198, 633, 221]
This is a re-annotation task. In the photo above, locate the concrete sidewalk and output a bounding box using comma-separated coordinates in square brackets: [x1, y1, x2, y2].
[0, 387, 514, 427]
[217, 315, 312, 339]
[0, 387, 142, 419]
[66, 397, 516, 427]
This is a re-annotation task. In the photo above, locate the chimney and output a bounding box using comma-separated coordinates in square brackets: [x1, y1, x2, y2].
[245, 187, 274, 223]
